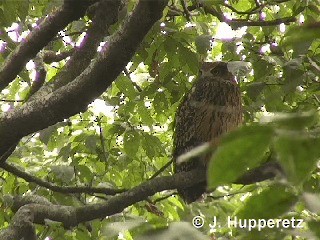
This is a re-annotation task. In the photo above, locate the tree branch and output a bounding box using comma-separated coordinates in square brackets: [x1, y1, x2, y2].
[227, 16, 297, 28]
[0, 160, 279, 238]
[0, 0, 169, 160]
[0, 169, 204, 240]
[23, 56, 47, 102]
[148, 160, 173, 180]
[28, 0, 122, 101]
[0, 207, 36, 240]
[0, 162, 126, 195]
[77, 169, 203, 223]
[202, 5, 297, 28]
[0, 99, 23, 102]
[184, 2, 297, 28]
[42, 49, 75, 63]
[0, 0, 91, 91]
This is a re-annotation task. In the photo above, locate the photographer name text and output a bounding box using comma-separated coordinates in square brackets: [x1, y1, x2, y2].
[192, 216, 304, 231]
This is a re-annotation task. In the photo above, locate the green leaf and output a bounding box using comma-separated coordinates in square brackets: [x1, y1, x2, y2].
[102, 218, 146, 239]
[308, 220, 320, 238]
[137, 222, 209, 240]
[284, 25, 319, 45]
[39, 125, 57, 145]
[85, 135, 98, 152]
[76, 228, 91, 240]
[195, 35, 211, 55]
[58, 144, 71, 160]
[283, 25, 320, 55]
[142, 133, 164, 159]
[16, 1, 29, 22]
[77, 165, 93, 181]
[307, 4, 320, 15]
[207, 125, 273, 188]
[118, 101, 135, 118]
[178, 45, 199, 74]
[153, 92, 168, 115]
[106, 123, 126, 136]
[236, 183, 298, 219]
[275, 135, 320, 185]
[252, 59, 272, 80]
[263, 86, 286, 112]
[245, 82, 266, 100]
[0, 0, 16, 26]
[261, 111, 318, 130]
[230, 0, 253, 11]
[163, 37, 178, 54]
[50, 165, 74, 182]
[282, 60, 304, 93]
[123, 130, 140, 156]
[115, 75, 137, 99]
[137, 102, 154, 126]
[73, 133, 88, 142]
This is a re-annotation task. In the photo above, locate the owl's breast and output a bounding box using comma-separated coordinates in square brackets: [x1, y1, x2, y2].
[173, 74, 242, 159]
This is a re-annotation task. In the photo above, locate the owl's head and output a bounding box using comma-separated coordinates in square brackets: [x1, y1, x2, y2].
[200, 62, 235, 82]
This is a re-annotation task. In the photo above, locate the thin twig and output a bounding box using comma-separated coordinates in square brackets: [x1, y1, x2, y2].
[123, 68, 142, 92]
[0, 99, 23, 102]
[148, 160, 173, 180]
[153, 191, 177, 203]
[179, 0, 191, 21]
[0, 162, 127, 195]
[96, 117, 108, 162]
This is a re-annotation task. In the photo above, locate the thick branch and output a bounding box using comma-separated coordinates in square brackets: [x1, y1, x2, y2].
[0, 169, 204, 233]
[0, 0, 91, 91]
[76, 169, 205, 223]
[29, 0, 122, 102]
[0, 161, 278, 237]
[235, 161, 282, 184]
[0, 0, 169, 160]
[0, 207, 36, 240]
[0, 162, 126, 195]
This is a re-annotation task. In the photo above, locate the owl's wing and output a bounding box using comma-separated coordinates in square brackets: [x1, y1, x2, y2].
[173, 99, 217, 158]
[173, 80, 221, 157]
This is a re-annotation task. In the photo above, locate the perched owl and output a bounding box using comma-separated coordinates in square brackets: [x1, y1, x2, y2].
[173, 61, 242, 203]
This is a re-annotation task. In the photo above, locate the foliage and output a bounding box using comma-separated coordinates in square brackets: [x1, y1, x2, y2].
[0, 0, 320, 239]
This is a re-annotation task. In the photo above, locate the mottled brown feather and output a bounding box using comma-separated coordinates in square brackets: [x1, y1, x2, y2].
[173, 62, 242, 203]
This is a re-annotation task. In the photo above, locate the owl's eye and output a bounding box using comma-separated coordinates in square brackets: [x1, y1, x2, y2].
[210, 69, 219, 75]
[210, 67, 229, 75]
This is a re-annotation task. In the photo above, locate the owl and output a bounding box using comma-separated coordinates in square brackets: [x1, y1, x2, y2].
[173, 62, 242, 203]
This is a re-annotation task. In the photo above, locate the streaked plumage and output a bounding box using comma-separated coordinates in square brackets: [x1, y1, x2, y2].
[173, 62, 242, 203]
